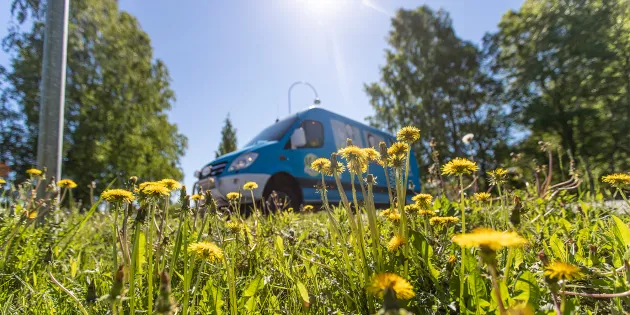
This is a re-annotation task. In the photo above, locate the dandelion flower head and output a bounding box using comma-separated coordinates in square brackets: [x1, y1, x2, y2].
[387, 235, 406, 252]
[188, 242, 224, 263]
[101, 189, 135, 203]
[243, 182, 258, 190]
[396, 126, 421, 144]
[57, 179, 78, 189]
[452, 228, 526, 251]
[368, 273, 415, 300]
[602, 173, 630, 188]
[544, 261, 582, 281]
[442, 158, 478, 176]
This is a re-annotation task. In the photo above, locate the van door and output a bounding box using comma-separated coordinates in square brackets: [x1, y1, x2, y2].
[282, 119, 330, 204]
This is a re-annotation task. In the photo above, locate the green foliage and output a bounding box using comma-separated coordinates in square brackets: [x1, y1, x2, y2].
[215, 114, 238, 158]
[0, 0, 187, 200]
[365, 6, 511, 186]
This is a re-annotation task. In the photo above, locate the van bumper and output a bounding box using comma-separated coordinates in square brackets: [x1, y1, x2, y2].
[193, 173, 270, 206]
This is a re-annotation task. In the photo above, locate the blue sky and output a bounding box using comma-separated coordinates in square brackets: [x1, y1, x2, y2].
[0, 0, 523, 189]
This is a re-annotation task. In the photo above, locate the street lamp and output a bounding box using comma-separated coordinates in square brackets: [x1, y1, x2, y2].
[288, 81, 320, 114]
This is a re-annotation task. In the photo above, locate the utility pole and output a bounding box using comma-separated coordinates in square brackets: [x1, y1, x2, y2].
[37, 0, 70, 193]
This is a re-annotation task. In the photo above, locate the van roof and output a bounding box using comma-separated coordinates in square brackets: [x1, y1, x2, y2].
[295, 106, 394, 139]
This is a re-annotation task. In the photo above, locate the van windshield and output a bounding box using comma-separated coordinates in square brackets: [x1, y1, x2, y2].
[244, 116, 298, 147]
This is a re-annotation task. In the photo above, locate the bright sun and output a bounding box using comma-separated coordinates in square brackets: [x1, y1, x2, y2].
[298, 0, 348, 18]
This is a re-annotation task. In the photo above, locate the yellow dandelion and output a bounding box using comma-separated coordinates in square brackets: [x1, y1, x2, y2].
[412, 193, 433, 208]
[324, 162, 345, 176]
[418, 210, 436, 217]
[28, 211, 38, 219]
[0, 178, 7, 185]
[544, 261, 582, 281]
[404, 204, 420, 214]
[142, 184, 171, 197]
[243, 181, 258, 190]
[430, 216, 460, 226]
[226, 192, 241, 201]
[26, 168, 42, 176]
[368, 273, 415, 300]
[396, 126, 421, 144]
[101, 189, 135, 203]
[225, 221, 248, 234]
[338, 145, 368, 174]
[387, 154, 406, 168]
[441, 158, 478, 176]
[508, 303, 535, 315]
[138, 181, 164, 191]
[387, 211, 401, 222]
[473, 192, 492, 202]
[488, 168, 508, 185]
[602, 173, 630, 188]
[387, 235, 406, 252]
[191, 194, 204, 201]
[159, 179, 182, 190]
[57, 179, 78, 189]
[362, 147, 381, 162]
[304, 205, 314, 212]
[447, 255, 457, 264]
[188, 242, 224, 263]
[379, 208, 392, 217]
[452, 228, 526, 251]
[387, 142, 409, 157]
[310, 158, 331, 174]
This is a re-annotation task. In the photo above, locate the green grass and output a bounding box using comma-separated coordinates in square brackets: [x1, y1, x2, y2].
[1, 159, 630, 314]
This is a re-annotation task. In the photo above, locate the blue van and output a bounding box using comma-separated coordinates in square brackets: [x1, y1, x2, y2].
[193, 107, 421, 209]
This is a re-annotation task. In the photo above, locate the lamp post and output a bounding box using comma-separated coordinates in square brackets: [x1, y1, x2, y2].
[288, 81, 320, 114]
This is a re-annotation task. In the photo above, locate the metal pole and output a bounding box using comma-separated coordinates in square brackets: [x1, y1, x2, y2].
[37, 0, 69, 193]
[288, 81, 320, 114]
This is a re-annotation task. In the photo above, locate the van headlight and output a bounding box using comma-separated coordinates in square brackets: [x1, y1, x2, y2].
[201, 165, 212, 177]
[228, 152, 258, 172]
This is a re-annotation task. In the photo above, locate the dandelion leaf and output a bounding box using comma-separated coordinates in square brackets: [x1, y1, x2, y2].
[549, 233, 567, 261]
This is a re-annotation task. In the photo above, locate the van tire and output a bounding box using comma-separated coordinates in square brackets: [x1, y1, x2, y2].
[263, 173, 302, 212]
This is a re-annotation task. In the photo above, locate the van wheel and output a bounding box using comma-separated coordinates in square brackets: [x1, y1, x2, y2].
[263, 173, 302, 212]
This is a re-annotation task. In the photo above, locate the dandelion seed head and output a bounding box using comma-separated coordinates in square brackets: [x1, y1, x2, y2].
[462, 133, 474, 145]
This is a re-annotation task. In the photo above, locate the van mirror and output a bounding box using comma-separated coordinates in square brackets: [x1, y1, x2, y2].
[290, 127, 307, 149]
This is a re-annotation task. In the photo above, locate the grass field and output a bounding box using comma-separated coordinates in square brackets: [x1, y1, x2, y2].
[1, 130, 630, 314]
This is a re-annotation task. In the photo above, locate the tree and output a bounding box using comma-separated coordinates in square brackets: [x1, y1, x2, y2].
[485, 0, 628, 189]
[365, 6, 511, 186]
[215, 114, 237, 158]
[1, 0, 187, 200]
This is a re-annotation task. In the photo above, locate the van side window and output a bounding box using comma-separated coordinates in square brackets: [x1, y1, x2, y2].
[364, 131, 386, 148]
[331, 119, 364, 149]
[298, 120, 324, 148]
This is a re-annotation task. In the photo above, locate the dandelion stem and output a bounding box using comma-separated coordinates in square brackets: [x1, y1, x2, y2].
[382, 164, 394, 207]
[488, 263, 507, 315]
[459, 174, 466, 313]
[112, 206, 119, 281]
[147, 202, 157, 313]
